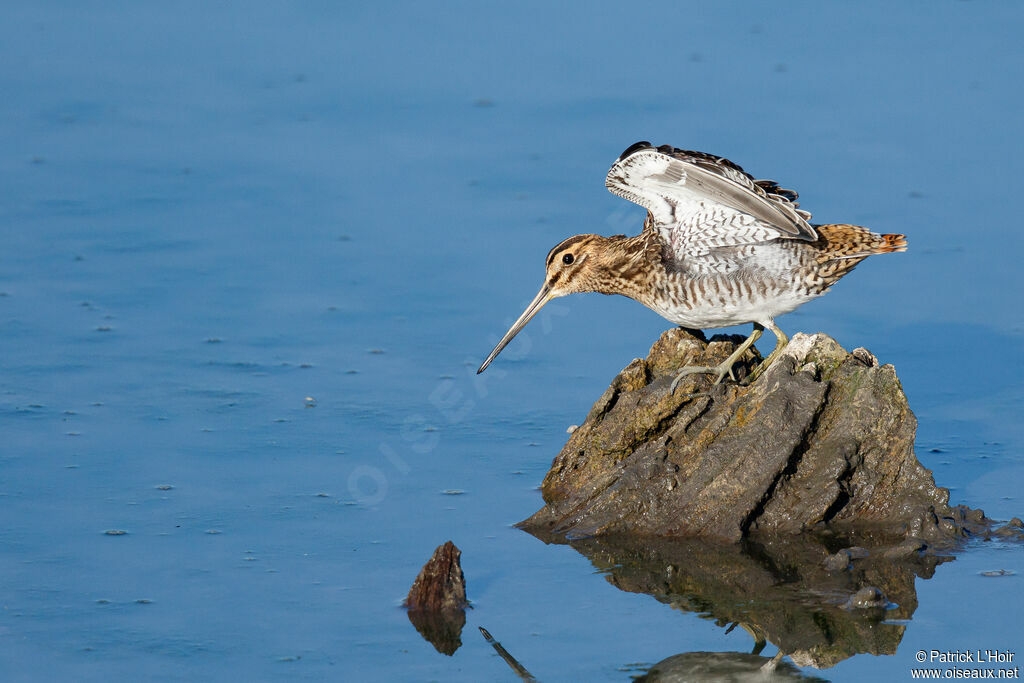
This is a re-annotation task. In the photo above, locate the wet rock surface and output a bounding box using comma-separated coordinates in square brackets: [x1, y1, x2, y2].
[405, 541, 469, 655]
[521, 328, 994, 544]
[993, 517, 1024, 540]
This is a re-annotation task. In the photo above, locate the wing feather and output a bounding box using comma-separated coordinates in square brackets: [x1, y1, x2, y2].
[606, 143, 818, 264]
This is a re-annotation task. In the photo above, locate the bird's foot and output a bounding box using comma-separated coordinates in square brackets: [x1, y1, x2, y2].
[669, 324, 764, 393]
[669, 362, 735, 394]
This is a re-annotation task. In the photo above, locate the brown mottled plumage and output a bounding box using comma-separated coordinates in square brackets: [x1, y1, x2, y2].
[478, 142, 905, 384]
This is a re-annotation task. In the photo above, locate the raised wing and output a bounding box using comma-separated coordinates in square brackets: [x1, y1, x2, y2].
[606, 143, 817, 262]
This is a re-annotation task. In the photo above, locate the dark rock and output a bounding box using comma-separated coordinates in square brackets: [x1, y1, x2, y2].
[993, 524, 1024, 540]
[990, 515, 1024, 540]
[520, 329, 991, 543]
[964, 507, 988, 525]
[405, 541, 469, 655]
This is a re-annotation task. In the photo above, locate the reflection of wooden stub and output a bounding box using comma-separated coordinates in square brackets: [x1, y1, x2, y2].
[405, 541, 469, 656]
[405, 540, 468, 611]
[407, 608, 466, 657]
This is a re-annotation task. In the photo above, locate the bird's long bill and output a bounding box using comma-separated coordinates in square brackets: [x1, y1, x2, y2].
[477, 284, 553, 374]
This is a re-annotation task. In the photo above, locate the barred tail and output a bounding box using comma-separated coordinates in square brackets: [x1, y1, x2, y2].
[876, 233, 908, 253]
[817, 224, 908, 261]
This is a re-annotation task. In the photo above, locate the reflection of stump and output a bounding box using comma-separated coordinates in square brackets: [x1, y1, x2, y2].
[405, 541, 469, 656]
[521, 329, 989, 542]
[544, 533, 944, 669]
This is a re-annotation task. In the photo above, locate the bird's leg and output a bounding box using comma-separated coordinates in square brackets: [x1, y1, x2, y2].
[747, 320, 789, 382]
[669, 323, 763, 393]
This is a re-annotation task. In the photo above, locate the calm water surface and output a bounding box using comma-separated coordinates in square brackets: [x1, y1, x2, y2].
[1, 3, 1022, 681]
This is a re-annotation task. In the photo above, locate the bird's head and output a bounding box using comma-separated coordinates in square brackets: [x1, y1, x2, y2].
[477, 234, 613, 373]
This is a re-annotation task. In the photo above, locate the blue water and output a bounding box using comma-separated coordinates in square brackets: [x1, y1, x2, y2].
[1, 2, 1021, 680]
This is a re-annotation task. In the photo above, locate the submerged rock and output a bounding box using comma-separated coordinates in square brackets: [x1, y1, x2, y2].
[993, 518, 1024, 540]
[521, 328, 988, 543]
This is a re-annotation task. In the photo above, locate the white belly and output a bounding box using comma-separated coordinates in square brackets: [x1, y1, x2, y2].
[646, 285, 825, 329]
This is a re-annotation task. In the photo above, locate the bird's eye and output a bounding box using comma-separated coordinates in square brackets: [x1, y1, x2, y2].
[562, 253, 574, 265]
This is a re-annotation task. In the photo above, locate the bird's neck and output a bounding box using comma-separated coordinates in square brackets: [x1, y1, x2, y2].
[590, 234, 664, 305]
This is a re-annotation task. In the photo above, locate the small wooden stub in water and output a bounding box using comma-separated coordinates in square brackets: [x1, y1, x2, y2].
[405, 540, 468, 611]
[405, 541, 469, 655]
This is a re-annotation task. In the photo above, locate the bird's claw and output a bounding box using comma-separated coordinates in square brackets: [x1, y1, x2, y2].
[669, 364, 732, 393]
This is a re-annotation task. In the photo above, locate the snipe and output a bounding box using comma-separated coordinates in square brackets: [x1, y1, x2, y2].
[478, 142, 905, 387]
